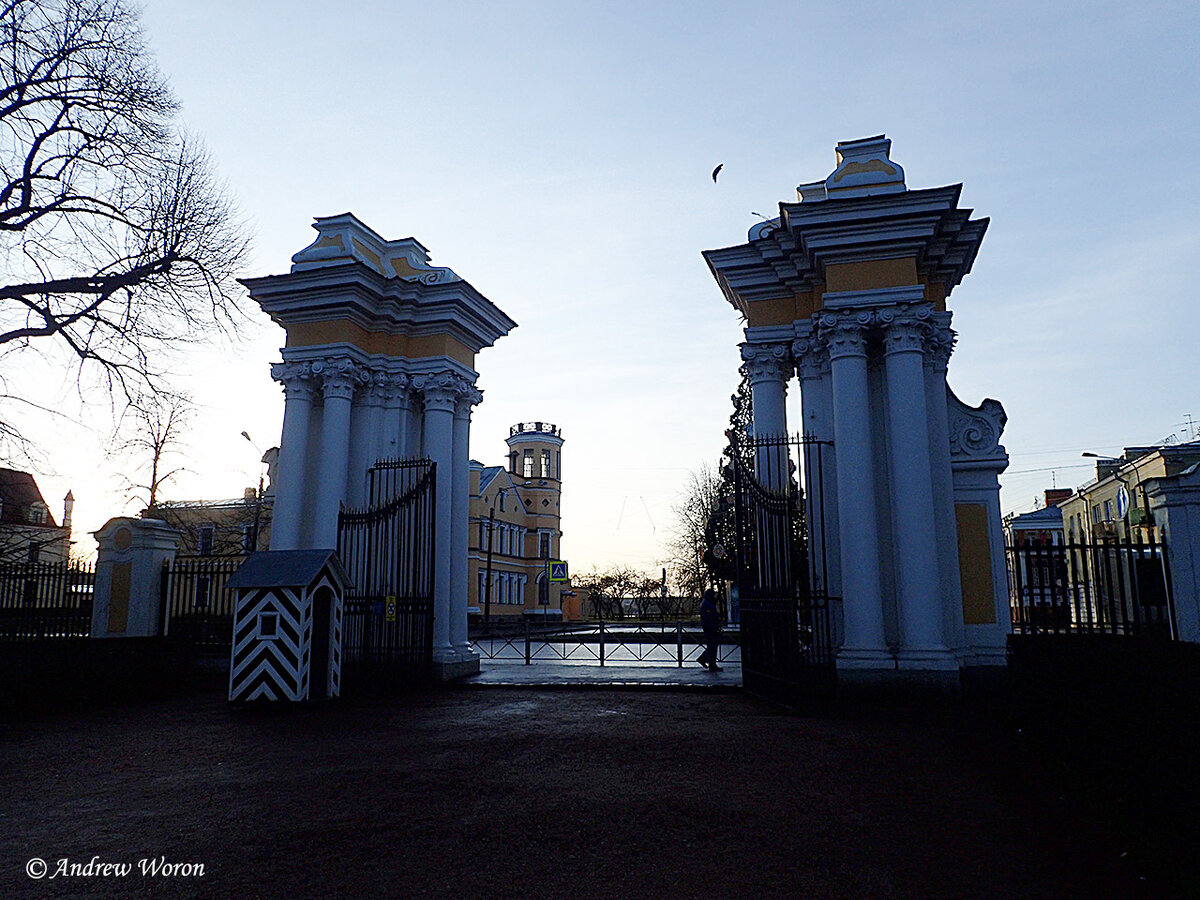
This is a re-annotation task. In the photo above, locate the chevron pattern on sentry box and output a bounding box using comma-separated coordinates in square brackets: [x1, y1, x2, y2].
[229, 586, 308, 702]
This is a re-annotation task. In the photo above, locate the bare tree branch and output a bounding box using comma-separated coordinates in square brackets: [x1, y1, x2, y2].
[0, 0, 250, 452]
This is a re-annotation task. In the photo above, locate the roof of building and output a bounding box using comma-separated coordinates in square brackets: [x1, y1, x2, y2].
[0, 468, 59, 527]
[1005, 506, 1064, 530]
[225, 550, 350, 591]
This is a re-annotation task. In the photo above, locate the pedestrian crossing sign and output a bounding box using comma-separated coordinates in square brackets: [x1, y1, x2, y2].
[549, 561, 568, 582]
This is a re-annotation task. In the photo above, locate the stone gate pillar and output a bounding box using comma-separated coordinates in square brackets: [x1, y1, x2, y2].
[704, 135, 1009, 685]
[241, 214, 517, 680]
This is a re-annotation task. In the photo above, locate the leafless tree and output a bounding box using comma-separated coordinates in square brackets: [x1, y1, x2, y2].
[114, 390, 191, 513]
[664, 463, 724, 598]
[0, 0, 250, 427]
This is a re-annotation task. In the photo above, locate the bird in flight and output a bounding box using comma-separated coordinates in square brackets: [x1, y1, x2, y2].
[711, 163, 723, 182]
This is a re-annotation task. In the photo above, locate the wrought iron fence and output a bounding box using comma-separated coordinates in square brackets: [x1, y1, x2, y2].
[472, 620, 741, 666]
[161, 556, 243, 653]
[1007, 534, 1174, 638]
[0, 560, 95, 640]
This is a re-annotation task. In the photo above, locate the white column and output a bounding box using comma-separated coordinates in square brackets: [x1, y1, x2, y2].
[347, 370, 385, 507]
[378, 373, 410, 463]
[793, 332, 841, 599]
[450, 387, 481, 654]
[740, 342, 791, 489]
[268, 362, 315, 551]
[418, 373, 458, 662]
[880, 306, 951, 664]
[312, 358, 358, 549]
[925, 314, 965, 653]
[820, 310, 889, 666]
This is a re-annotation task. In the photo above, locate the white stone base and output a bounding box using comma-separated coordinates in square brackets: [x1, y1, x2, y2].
[836, 648, 896, 670]
[896, 647, 961, 671]
[433, 647, 480, 682]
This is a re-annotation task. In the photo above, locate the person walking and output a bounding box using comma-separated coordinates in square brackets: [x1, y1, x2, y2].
[697, 588, 722, 671]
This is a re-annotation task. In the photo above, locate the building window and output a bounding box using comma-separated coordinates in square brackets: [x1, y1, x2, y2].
[257, 611, 279, 639]
[1091, 504, 1102, 525]
[556, 451, 561, 480]
[197, 526, 214, 556]
[242, 525, 257, 554]
[27, 543, 40, 564]
[523, 451, 534, 478]
[1103, 499, 1114, 522]
[539, 531, 551, 559]
[541, 450, 551, 478]
[194, 574, 211, 609]
[498, 491, 506, 513]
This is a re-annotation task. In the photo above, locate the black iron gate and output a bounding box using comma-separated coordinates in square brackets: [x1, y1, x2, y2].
[337, 458, 436, 692]
[730, 433, 836, 706]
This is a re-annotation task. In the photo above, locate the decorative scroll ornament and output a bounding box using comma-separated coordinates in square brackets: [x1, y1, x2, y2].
[948, 389, 1008, 461]
[739, 342, 792, 383]
[310, 356, 368, 399]
[878, 303, 933, 355]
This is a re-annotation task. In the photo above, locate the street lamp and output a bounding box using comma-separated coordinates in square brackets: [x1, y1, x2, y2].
[242, 431, 266, 554]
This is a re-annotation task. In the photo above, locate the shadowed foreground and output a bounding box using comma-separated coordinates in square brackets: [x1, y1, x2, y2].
[0, 688, 1179, 899]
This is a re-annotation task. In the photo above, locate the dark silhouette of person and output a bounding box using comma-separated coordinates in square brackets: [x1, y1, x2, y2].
[698, 589, 722, 671]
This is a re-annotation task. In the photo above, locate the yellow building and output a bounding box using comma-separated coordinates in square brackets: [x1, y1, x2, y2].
[468, 422, 577, 621]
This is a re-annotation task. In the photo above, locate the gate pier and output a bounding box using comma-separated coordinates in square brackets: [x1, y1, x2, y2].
[705, 136, 1010, 684]
[241, 214, 516, 680]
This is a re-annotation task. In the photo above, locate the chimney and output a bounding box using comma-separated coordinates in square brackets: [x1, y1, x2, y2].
[1044, 489, 1072, 508]
[63, 490, 74, 531]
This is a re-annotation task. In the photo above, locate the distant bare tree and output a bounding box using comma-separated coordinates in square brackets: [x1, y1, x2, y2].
[0, 0, 249, 439]
[115, 391, 192, 513]
[664, 463, 724, 598]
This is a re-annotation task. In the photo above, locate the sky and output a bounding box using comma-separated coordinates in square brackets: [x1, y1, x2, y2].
[17, 0, 1200, 571]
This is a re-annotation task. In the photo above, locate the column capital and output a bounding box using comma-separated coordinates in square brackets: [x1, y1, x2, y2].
[817, 309, 873, 360]
[739, 341, 792, 384]
[878, 302, 935, 356]
[792, 336, 830, 380]
[414, 370, 473, 413]
[456, 386, 484, 419]
[311, 356, 364, 401]
[270, 360, 317, 401]
[358, 368, 392, 406]
[925, 311, 956, 370]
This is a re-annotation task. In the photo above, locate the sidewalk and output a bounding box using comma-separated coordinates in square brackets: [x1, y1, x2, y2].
[461, 659, 742, 689]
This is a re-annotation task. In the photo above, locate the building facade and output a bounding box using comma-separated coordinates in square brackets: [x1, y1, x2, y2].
[0, 469, 71, 564]
[468, 422, 573, 621]
[1060, 444, 1200, 543]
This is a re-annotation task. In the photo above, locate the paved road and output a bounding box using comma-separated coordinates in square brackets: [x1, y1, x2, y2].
[0, 688, 1178, 899]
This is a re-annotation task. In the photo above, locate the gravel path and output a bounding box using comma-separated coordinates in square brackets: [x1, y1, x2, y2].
[0, 688, 1175, 899]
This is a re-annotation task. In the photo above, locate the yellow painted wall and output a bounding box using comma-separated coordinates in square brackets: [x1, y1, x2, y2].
[956, 503, 997, 625]
[108, 561, 132, 633]
[284, 321, 476, 366]
[825, 258, 918, 292]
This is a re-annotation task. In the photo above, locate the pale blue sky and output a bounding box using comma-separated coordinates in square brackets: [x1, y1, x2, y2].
[26, 0, 1200, 570]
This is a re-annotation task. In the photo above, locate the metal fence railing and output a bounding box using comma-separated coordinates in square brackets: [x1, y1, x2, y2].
[161, 556, 243, 654]
[471, 620, 741, 667]
[0, 561, 95, 640]
[1007, 534, 1174, 638]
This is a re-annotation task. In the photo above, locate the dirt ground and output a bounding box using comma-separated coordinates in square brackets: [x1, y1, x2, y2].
[0, 686, 1180, 900]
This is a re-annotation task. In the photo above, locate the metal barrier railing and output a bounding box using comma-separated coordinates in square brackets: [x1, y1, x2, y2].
[471, 620, 741, 666]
